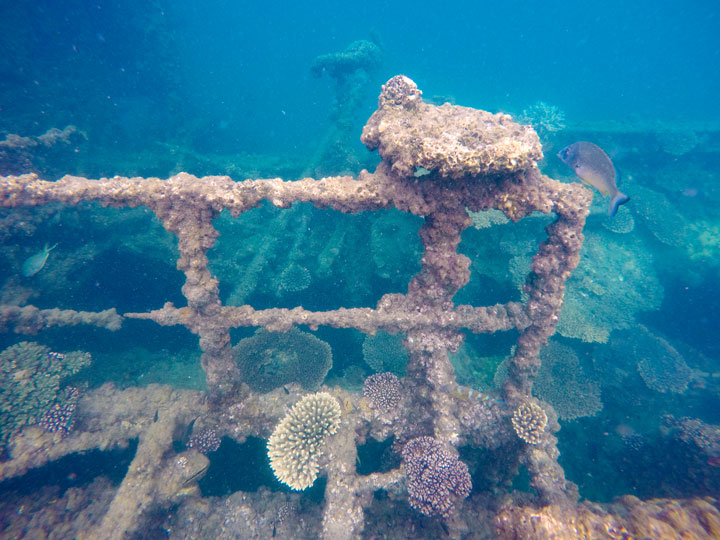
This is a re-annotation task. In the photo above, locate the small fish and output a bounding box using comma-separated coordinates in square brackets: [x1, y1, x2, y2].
[47, 351, 65, 360]
[558, 142, 630, 217]
[708, 456, 720, 467]
[21, 243, 57, 277]
[441, 383, 505, 406]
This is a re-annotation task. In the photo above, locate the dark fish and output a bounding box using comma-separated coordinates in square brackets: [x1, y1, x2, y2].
[558, 142, 630, 216]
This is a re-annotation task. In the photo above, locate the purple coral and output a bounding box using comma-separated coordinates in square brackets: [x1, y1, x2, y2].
[188, 428, 221, 454]
[363, 372, 401, 411]
[401, 436, 472, 517]
[38, 402, 76, 436]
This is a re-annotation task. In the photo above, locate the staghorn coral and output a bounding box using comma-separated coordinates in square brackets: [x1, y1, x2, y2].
[361, 75, 542, 179]
[512, 400, 548, 445]
[362, 330, 408, 376]
[534, 341, 602, 421]
[362, 372, 401, 412]
[267, 392, 342, 490]
[401, 436, 472, 518]
[233, 328, 332, 393]
[0, 341, 90, 448]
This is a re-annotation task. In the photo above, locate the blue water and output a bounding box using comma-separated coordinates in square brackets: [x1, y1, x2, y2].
[1, 1, 720, 538]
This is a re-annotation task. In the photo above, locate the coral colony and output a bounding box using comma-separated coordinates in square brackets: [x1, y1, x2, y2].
[2, 76, 720, 539]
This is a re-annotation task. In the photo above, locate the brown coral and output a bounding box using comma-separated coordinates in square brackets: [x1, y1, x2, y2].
[512, 400, 548, 445]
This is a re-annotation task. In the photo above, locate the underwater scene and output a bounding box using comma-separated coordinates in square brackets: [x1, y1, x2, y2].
[1, 1, 720, 538]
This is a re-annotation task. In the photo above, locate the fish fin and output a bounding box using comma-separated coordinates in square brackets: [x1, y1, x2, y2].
[47, 243, 58, 251]
[608, 192, 630, 217]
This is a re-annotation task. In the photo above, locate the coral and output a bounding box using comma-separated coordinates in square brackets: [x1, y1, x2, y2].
[361, 75, 542, 179]
[519, 101, 566, 139]
[267, 392, 342, 490]
[601, 205, 634, 234]
[278, 262, 312, 294]
[467, 208, 510, 229]
[0, 75, 594, 535]
[401, 436, 472, 517]
[662, 415, 720, 457]
[38, 387, 81, 436]
[233, 328, 332, 393]
[362, 372, 401, 411]
[0, 341, 90, 448]
[631, 185, 689, 247]
[512, 400, 548, 445]
[533, 341, 602, 420]
[556, 231, 663, 343]
[633, 326, 692, 393]
[362, 330, 408, 376]
[187, 427, 221, 454]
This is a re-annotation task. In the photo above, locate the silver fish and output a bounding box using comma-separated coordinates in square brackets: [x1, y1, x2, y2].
[558, 141, 629, 216]
[21, 243, 57, 277]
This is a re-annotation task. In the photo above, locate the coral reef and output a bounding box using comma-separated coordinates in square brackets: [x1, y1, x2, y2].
[267, 392, 342, 490]
[401, 436, 472, 517]
[0, 341, 90, 450]
[0, 76, 602, 537]
[232, 327, 332, 393]
[362, 372, 401, 411]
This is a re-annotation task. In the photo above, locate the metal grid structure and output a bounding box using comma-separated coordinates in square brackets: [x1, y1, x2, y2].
[0, 76, 597, 539]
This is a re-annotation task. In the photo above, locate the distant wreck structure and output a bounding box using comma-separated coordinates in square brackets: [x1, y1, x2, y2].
[3, 76, 719, 539]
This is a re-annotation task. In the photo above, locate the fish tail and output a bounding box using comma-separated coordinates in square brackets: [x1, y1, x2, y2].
[608, 192, 630, 217]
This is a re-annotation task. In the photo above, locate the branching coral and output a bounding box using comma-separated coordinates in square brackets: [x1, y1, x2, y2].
[267, 392, 342, 490]
[0, 341, 90, 449]
[362, 372, 401, 412]
[512, 400, 548, 445]
[401, 436, 472, 517]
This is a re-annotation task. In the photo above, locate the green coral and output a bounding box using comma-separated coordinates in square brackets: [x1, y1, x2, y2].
[557, 231, 663, 343]
[233, 328, 332, 393]
[0, 341, 91, 447]
[362, 330, 408, 376]
[267, 392, 342, 490]
[534, 341, 603, 421]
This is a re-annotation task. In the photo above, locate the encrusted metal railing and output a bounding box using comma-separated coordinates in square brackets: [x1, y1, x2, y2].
[0, 76, 594, 539]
